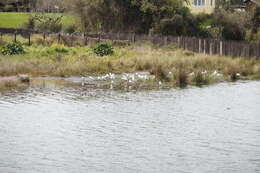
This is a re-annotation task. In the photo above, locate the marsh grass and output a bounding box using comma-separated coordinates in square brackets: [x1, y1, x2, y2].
[191, 71, 210, 86]
[0, 41, 259, 87]
[174, 69, 188, 87]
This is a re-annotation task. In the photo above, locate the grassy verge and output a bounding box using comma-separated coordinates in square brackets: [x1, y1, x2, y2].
[0, 12, 74, 29]
[0, 40, 260, 89]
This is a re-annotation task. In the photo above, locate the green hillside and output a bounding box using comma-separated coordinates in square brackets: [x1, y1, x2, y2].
[0, 12, 74, 29]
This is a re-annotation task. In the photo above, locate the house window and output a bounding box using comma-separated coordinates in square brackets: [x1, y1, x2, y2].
[193, 0, 205, 7]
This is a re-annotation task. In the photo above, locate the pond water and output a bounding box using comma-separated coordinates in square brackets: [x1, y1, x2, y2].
[0, 81, 260, 173]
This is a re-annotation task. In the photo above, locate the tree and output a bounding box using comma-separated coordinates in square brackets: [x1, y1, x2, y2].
[251, 7, 260, 34]
[65, 0, 192, 34]
[216, 0, 245, 11]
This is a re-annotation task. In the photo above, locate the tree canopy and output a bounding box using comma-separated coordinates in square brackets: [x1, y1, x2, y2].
[65, 0, 193, 34]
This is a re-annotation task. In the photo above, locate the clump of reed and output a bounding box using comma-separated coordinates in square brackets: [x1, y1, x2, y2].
[174, 69, 188, 87]
[191, 71, 210, 86]
[183, 50, 195, 56]
[150, 65, 170, 82]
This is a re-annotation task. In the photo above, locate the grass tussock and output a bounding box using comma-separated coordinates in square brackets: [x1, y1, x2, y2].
[191, 71, 210, 86]
[0, 41, 260, 87]
[174, 69, 188, 88]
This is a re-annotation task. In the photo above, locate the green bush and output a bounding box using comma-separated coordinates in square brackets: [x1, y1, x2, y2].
[37, 23, 62, 33]
[45, 44, 70, 54]
[212, 9, 247, 41]
[222, 23, 246, 41]
[93, 43, 114, 56]
[23, 17, 35, 30]
[1, 42, 25, 55]
[32, 14, 63, 33]
[155, 8, 200, 37]
[64, 24, 78, 34]
[4, 5, 14, 12]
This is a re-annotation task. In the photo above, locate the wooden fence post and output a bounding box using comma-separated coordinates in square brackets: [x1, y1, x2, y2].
[28, 33, 31, 46]
[84, 33, 88, 45]
[256, 44, 260, 59]
[58, 33, 61, 44]
[164, 36, 168, 46]
[220, 41, 223, 56]
[184, 37, 187, 50]
[117, 33, 120, 41]
[193, 38, 196, 52]
[210, 41, 213, 55]
[132, 33, 136, 43]
[203, 39, 206, 54]
[199, 39, 201, 53]
[98, 33, 101, 43]
[247, 44, 250, 57]
[177, 36, 180, 48]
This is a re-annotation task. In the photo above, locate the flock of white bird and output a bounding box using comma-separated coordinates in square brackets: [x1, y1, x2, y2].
[79, 70, 234, 88]
[80, 72, 152, 88]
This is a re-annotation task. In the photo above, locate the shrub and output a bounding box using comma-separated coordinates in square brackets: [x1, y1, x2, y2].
[37, 23, 62, 33]
[54, 46, 69, 53]
[33, 14, 63, 33]
[251, 7, 260, 34]
[64, 24, 78, 34]
[222, 23, 246, 41]
[1, 42, 25, 55]
[0, 39, 6, 46]
[156, 16, 184, 36]
[212, 10, 247, 41]
[93, 43, 114, 56]
[151, 65, 169, 82]
[23, 17, 35, 30]
[4, 5, 14, 12]
[46, 44, 70, 54]
[155, 14, 199, 36]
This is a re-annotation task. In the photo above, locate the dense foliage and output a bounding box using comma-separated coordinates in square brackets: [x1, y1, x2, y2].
[65, 0, 191, 34]
[93, 43, 114, 56]
[24, 13, 63, 33]
[1, 42, 25, 55]
[64, 0, 259, 42]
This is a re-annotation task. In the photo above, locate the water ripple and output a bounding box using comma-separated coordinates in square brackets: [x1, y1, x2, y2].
[0, 81, 260, 173]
